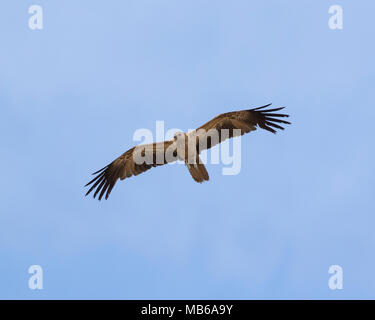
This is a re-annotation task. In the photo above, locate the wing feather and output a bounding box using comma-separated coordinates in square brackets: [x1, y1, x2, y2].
[195, 104, 291, 152]
[85, 140, 175, 200]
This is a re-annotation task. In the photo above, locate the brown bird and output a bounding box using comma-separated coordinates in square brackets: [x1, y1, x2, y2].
[85, 104, 290, 200]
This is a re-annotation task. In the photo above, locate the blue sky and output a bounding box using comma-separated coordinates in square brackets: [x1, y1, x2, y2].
[1, 0, 374, 299]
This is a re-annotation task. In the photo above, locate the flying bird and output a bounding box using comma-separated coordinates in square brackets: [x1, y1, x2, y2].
[85, 104, 290, 200]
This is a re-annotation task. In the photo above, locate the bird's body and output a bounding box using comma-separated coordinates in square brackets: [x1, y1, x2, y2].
[85, 104, 291, 200]
[175, 132, 189, 161]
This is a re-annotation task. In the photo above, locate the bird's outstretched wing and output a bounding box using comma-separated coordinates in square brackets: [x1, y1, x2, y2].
[85, 140, 175, 200]
[194, 104, 291, 151]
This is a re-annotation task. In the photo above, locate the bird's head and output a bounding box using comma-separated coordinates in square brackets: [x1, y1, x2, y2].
[173, 131, 185, 141]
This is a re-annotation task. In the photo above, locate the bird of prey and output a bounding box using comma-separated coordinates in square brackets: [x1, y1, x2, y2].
[85, 104, 290, 200]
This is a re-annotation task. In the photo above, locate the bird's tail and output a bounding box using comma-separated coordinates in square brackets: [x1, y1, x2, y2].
[185, 157, 209, 183]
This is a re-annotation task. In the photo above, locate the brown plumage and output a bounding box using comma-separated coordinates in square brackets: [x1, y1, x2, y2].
[185, 156, 210, 183]
[196, 103, 290, 150]
[84, 141, 174, 201]
[85, 104, 290, 200]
